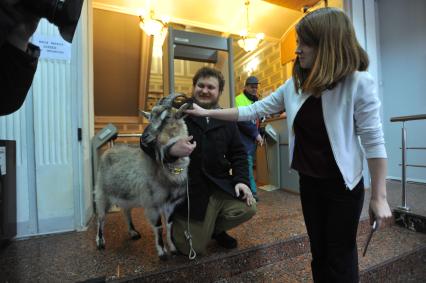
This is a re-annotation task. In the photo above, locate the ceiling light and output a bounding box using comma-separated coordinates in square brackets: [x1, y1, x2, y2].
[139, 10, 168, 36]
[238, 1, 264, 52]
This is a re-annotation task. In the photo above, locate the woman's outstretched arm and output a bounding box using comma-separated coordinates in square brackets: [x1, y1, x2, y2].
[186, 83, 287, 121]
[185, 104, 239, 121]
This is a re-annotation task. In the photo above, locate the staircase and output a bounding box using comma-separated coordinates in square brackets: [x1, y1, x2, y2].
[111, 181, 426, 283]
[0, 182, 424, 282]
[219, 224, 426, 283]
[113, 219, 426, 283]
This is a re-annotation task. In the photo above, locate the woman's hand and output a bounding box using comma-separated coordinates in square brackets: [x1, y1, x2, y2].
[369, 196, 392, 229]
[235, 183, 256, 206]
[366, 158, 392, 229]
[184, 103, 209, 117]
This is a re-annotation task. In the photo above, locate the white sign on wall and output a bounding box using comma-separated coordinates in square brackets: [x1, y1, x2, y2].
[31, 35, 72, 61]
[0, 146, 6, 175]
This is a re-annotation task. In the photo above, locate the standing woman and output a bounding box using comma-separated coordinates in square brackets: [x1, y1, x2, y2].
[186, 7, 392, 282]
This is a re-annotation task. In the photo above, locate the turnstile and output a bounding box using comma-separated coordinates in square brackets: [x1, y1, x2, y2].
[91, 123, 118, 186]
[258, 124, 281, 191]
[0, 140, 16, 245]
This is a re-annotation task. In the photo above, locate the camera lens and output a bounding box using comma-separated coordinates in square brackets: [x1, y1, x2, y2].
[20, 0, 84, 43]
[20, 0, 59, 22]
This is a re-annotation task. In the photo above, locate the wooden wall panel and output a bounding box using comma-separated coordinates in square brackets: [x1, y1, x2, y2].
[280, 27, 297, 65]
[93, 9, 141, 116]
[262, 0, 320, 11]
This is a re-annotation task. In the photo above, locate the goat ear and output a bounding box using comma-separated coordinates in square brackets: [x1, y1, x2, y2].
[139, 110, 151, 120]
[159, 110, 168, 121]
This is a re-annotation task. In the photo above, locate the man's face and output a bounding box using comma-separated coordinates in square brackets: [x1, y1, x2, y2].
[244, 84, 258, 97]
[192, 76, 221, 109]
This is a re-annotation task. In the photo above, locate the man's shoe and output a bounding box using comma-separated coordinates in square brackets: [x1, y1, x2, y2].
[212, 231, 238, 249]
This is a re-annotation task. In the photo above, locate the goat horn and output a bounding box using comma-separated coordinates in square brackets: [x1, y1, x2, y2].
[159, 93, 186, 107]
[175, 101, 193, 119]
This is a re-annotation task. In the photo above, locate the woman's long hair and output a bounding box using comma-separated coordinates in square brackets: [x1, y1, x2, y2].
[292, 7, 369, 96]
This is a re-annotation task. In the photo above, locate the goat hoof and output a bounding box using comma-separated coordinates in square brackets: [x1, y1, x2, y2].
[129, 230, 141, 240]
[131, 234, 141, 240]
[96, 237, 105, 250]
[159, 254, 169, 261]
[171, 250, 181, 256]
[97, 241, 105, 250]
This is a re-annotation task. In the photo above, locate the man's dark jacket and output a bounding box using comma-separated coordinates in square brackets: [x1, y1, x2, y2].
[141, 115, 249, 221]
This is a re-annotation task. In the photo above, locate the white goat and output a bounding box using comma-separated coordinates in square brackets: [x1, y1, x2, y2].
[95, 94, 191, 260]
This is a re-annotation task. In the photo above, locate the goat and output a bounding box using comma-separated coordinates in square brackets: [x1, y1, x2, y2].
[95, 93, 191, 260]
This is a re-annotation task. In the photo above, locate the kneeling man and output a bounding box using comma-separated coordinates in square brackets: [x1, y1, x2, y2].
[141, 67, 257, 256]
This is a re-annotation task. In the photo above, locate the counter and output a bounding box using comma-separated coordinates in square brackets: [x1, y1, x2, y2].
[256, 115, 300, 193]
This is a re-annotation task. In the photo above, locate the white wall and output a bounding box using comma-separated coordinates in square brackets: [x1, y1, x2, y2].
[80, 0, 96, 227]
[0, 2, 93, 237]
[345, 0, 381, 187]
[30, 20, 76, 234]
[377, 0, 426, 183]
[1, 19, 77, 236]
[68, 1, 94, 230]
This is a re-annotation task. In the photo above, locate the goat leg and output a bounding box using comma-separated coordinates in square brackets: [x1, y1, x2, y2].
[96, 214, 106, 250]
[166, 221, 178, 255]
[163, 205, 178, 255]
[153, 225, 168, 260]
[146, 209, 168, 259]
[123, 208, 141, 240]
[95, 198, 109, 250]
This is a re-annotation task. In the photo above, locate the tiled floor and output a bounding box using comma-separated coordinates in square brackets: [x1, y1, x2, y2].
[0, 180, 425, 283]
[1, 189, 305, 282]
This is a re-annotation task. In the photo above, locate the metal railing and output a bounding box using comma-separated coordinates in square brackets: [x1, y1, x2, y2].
[390, 114, 426, 211]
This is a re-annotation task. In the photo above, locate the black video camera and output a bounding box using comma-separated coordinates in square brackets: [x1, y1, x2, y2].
[5, 0, 84, 43]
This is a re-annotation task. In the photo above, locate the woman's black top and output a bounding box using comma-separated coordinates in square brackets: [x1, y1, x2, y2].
[291, 95, 341, 179]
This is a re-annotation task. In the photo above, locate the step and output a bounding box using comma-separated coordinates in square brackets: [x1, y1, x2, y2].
[393, 209, 426, 234]
[2, 186, 424, 282]
[214, 225, 426, 283]
[110, 219, 406, 282]
[113, 235, 310, 283]
[1, 189, 308, 283]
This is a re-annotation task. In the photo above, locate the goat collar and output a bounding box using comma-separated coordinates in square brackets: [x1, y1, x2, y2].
[167, 165, 185, 175]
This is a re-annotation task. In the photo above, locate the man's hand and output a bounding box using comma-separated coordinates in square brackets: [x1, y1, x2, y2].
[234, 183, 256, 206]
[255, 134, 264, 146]
[169, 136, 197, 158]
